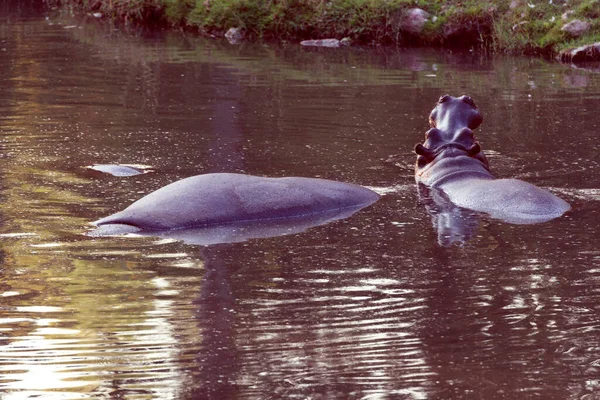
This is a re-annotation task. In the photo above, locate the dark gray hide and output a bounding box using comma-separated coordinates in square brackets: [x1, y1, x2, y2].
[92, 173, 379, 234]
[415, 95, 569, 224]
[86, 164, 150, 177]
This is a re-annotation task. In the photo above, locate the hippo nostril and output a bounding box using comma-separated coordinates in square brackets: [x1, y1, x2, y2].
[438, 94, 451, 104]
[425, 128, 441, 140]
[461, 96, 477, 108]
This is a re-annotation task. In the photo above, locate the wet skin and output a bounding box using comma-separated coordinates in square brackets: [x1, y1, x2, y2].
[91, 173, 379, 239]
[414, 95, 570, 224]
[415, 94, 488, 184]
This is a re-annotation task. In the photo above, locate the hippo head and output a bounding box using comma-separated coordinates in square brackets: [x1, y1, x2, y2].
[414, 95, 488, 171]
[429, 94, 483, 133]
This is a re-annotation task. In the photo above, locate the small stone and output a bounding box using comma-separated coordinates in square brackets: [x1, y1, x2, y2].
[400, 8, 430, 34]
[300, 38, 340, 48]
[512, 21, 528, 31]
[225, 27, 243, 44]
[562, 10, 574, 21]
[443, 23, 460, 38]
[561, 19, 590, 37]
[92, 12, 103, 18]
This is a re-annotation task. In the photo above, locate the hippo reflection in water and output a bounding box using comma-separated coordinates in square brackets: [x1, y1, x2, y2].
[89, 173, 379, 245]
[415, 94, 570, 245]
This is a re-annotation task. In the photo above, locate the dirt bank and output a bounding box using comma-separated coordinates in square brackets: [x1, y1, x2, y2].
[52, 0, 600, 58]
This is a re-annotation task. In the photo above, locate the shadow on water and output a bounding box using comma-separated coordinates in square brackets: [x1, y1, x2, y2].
[190, 246, 239, 400]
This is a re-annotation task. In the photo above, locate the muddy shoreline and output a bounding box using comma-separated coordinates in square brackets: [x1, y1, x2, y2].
[52, 0, 600, 62]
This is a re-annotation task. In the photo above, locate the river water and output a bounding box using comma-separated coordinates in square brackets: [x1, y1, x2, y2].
[1, 5, 599, 400]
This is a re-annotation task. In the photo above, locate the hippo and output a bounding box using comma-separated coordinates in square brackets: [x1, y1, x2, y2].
[414, 95, 570, 224]
[85, 164, 153, 177]
[90, 173, 379, 242]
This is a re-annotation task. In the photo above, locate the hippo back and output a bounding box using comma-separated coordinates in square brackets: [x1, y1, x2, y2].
[94, 173, 379, 230]
[439, 177, 570, 224]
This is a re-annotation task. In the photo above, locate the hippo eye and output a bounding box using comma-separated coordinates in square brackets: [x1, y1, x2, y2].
[462, 96, 477, 108]
[438, 95, 451, 104]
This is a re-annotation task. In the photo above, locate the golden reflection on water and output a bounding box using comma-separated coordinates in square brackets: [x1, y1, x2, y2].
[0, 248, 203, 398]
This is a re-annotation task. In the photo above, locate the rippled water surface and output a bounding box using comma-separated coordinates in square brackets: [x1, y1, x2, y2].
[1, 5, 600, 400]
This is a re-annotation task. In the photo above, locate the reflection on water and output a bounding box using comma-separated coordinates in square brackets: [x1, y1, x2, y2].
[88, 202, 378, 245]
[1, 5, 600, 400]
[417, 183, 482, 247]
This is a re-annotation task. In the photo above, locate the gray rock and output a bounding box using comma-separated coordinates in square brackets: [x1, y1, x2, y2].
[300, 38, 341, 48]
[400, 8, 430, 34]
[559, 42, 600, 63]
[561, 19, 590, 37]
[225, 27, 243, 44]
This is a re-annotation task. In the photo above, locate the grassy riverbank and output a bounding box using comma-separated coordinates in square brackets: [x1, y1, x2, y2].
[54, 0, 600, 56]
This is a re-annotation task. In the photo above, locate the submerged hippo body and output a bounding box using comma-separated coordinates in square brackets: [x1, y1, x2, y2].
[92, 173, 379, 236]
[86, 164, 152, 177]
[415, 95, 569, 224]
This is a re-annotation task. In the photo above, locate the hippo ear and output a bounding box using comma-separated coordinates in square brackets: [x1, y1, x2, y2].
[467, 142, 482, 157]
[438, 94, 451, 104]
[415, 144, 434, 161]
[461, 96, 477, 108]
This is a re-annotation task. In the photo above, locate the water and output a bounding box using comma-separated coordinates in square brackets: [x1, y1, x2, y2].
[1, 6, 599, 400]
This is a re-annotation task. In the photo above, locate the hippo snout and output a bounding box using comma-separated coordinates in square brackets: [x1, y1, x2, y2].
[429, 94, 483, 132]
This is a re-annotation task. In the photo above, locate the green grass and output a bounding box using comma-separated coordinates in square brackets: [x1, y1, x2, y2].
[54, 0, 600, 56]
